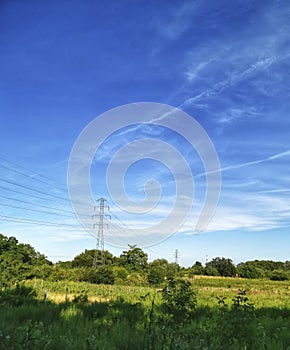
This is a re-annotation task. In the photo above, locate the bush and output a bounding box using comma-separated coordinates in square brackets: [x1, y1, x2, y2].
[0, 285, 37, 307]
[161, 279, 197, 323]
[147, 266, 166, 285]
[270, 269, 288, 281]
[96, 266, 114, 284]
[205, 265, 220, 276]
[112, 267, 129, 283]
[126, 273, 146, 286]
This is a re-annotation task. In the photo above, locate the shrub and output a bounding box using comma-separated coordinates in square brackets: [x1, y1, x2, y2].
[270, 269, 288, 281]
[112, 267, 129, 283]
[205, 265, 219, 276]
[161, 279, 197, 323]
[96, 266, 114, 284]
[0, 285, 37, 307]
[126, 273, 146, 286]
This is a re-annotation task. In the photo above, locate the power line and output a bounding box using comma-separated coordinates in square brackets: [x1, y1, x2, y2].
[0, 178, 70, 203]
[109, 209, 165, 248]
[0, 213, 81, 228]
[0, 158, 175, 253]
[110, 211, 136, 231]
[0, 201, 80, 218]
[0, 159, 122, 245]
[0, 178, 92, 211]
[0, 157, 122, 216]
[0, 193, 89, 217]
[0, 185, 73, 208]
[104, 218, 134, 248]
[0, 156, 68, 192]
[0, 157, 93, 209]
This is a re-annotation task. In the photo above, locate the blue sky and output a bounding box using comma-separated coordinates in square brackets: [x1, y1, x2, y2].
[0, 0, 289, 266]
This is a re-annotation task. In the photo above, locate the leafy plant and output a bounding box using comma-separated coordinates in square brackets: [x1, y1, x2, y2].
[232, 289, 254, 310]
[0, 284, 37, 307]
[161, 279, 197, 323]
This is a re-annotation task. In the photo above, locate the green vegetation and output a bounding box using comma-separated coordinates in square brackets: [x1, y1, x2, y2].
[1, 233, 289, 287]
[0, 233, 289, 349]
[0, 279, 289, 349]
[0, 233, 52, 286]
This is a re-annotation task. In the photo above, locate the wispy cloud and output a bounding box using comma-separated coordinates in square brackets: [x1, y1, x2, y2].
[185, 59, 214, 82]
[196, 149, 290, 178]
[180, 57, 276, 107]
[193, 190, 290, 233]
[176, 1, 290, 130]
[218, 106, 262, 124]
[156, 2, 199, 40]
[257, 188, 290, 194]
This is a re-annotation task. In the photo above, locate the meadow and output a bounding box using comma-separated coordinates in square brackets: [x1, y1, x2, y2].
[24, 276, 290, 308]
[0, 277, 289, 349]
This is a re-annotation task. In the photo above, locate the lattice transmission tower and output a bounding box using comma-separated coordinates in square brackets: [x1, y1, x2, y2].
[174, 249, 179, 265]
[92, 197, 110, 268]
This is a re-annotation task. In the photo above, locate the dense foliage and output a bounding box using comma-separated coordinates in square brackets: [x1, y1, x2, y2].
[0, 234, 51, 286]
[205, 257, 237, 277]
[72, 249, 114, 267]
[0, 233, 289, 288]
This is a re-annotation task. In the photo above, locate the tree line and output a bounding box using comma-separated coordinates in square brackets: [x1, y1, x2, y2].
[0, 233, 289, 287]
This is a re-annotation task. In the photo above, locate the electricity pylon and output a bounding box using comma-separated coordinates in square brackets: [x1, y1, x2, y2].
[92, 197, 110, 267]
[174, 249, 179, 265]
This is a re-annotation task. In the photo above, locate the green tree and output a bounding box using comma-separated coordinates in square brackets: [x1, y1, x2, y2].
[55, 261, 73, 269]
[0, 234, 52, 286]
[206, 257, 236, 277]
[205, 265, 220, 276]
[118, 245, 148, 272]
[31, 264, 54, 279]
[270, 269, 288, 281]
[239, 260, 289, 278]
[96, 266, 114, 284]
[0, 233, 14, 254]
[191, 261, 205, 275]
[49, 266, 69, 281]
[112, 266, 129, 284]
[17, 243, 50, 265]
[72, 249, 114, 267]
[237, 262, 263, 279]
[147, 259, 178, 285]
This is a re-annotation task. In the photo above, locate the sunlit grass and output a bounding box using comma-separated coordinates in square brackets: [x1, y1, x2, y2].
[25, 277, 290, 308]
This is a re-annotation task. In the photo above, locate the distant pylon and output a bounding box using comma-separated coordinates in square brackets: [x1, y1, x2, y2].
[174, 249, 179, 265]
[92, 197, 110, 267]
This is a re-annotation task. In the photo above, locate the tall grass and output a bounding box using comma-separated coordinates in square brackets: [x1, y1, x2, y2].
[0, 278, 289, 349]
[25, 277, 290, 308]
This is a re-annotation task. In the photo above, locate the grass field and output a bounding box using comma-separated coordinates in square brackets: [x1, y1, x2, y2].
[24, 276, 290, 308]
[0, 277, 289, 349]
